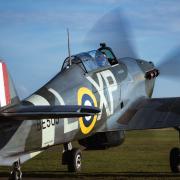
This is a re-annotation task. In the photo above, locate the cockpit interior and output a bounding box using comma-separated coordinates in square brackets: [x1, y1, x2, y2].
[61, 43, 118, 72]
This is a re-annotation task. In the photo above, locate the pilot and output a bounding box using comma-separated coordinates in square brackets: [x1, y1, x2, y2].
[96, 52, 109, 67]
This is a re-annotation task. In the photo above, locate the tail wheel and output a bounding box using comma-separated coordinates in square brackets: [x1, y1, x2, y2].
[9, 171, 21, 180]
[170, 147, 180, 173]
[9, 160, 22, 180]
[67, 148, 82, 172]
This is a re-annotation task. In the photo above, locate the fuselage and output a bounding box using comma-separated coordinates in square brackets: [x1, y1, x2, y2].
[0, 57, 155, 165]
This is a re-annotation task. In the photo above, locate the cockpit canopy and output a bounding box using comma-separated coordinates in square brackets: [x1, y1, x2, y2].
[61, 43, 118, 72]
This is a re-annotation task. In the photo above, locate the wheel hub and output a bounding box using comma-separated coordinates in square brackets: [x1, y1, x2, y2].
[76, 154, 81, 169]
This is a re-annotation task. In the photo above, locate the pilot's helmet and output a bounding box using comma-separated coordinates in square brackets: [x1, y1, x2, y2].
[95, 51, 107, 67]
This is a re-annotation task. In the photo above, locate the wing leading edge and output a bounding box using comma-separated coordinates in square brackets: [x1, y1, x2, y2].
[119, 97, 180, 130]
[0, 105, 100, 120]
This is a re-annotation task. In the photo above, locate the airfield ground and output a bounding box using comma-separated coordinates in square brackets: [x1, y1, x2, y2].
[0, 129, 180, 179]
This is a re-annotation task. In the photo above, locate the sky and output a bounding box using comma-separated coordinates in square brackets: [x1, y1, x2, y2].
[0, 0, 180, 99]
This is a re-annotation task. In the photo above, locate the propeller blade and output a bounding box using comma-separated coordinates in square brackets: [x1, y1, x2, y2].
[157, 47, 180, 79]
[83, 8, 138, 58]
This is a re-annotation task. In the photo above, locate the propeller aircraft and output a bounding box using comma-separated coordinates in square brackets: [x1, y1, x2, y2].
[1, 8, 180, 180]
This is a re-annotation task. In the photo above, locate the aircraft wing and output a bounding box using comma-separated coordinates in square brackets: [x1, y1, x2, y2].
[119, 97, 180, 130]
[0, 105, 100, 120]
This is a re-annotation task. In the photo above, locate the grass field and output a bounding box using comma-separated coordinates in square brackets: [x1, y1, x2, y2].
[0, 128, 180, 179]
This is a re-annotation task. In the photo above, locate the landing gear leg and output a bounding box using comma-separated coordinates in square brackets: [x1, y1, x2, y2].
[170, 129, 180, 173]
[62, 142, 82, 172]
[9, 159, 22, 180]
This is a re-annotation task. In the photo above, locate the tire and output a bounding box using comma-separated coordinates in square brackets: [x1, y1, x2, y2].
[9, 171, 20, 180]
[67, 148, 82, 172]
[170, 147, 180, 173]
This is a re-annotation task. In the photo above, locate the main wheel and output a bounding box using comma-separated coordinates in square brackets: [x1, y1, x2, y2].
[67, 148, 82, 172]
[170, 147, 180, 173]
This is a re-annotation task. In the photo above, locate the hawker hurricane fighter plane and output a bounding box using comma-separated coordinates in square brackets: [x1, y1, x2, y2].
[1, 8, 180, 180]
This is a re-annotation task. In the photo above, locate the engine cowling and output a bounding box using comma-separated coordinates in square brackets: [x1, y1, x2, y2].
[78, 131, 125, 150]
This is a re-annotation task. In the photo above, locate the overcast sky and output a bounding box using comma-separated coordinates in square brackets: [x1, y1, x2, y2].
[0, 0, 180, 99]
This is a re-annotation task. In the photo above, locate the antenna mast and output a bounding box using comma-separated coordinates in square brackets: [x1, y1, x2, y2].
[67, 28, 72, 66]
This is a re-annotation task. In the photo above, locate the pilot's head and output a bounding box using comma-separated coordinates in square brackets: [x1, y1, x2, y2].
[96, 52, 107, 66]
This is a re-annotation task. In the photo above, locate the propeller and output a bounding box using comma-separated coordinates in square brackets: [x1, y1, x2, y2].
[84, 7, 180, 80]
[83, 8, 138, 59]
[157, 47, 180, 79]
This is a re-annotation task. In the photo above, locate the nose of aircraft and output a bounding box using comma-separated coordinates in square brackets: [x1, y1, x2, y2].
[136, 59, 159, 79]
[134, 59, 159, 98]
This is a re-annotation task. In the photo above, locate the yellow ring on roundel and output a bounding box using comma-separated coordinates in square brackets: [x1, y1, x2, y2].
[77, 87, 97, 134]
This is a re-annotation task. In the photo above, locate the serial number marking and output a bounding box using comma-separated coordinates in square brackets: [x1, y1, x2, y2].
[36, 119, 60, 131]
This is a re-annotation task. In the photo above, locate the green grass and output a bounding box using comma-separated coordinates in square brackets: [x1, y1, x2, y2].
[0, 129, 179, 175]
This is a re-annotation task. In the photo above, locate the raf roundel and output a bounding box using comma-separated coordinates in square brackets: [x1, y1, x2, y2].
[77, 87, 98, 134]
